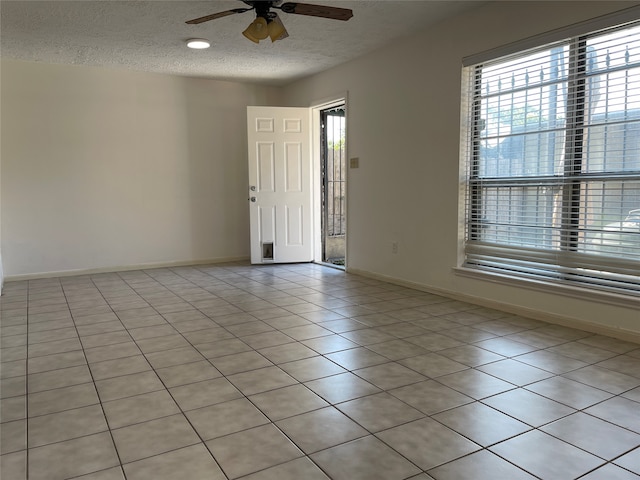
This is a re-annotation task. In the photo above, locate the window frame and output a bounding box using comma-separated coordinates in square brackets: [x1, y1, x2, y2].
[459, 14, 640, 300]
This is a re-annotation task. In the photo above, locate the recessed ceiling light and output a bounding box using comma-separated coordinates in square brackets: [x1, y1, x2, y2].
[186, 38, 210, 49]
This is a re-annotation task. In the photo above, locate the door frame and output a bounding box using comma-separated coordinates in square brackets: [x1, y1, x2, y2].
[311, 95, 348, 268]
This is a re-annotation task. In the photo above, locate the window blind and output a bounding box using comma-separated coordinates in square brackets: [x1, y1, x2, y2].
[462, 19, 640, 297]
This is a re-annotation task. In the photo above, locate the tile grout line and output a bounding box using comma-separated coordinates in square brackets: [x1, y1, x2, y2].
[164, 265, 430, 478]
[94, 269, 229, 478]
[105, 266, 292, 478]
[8, 263, 640, 479]
[170, 265, 483, 478]
[162, 266, 353, 479]
[68, 274, 134, 480]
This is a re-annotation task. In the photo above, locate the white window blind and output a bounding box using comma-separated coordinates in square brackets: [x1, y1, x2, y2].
[462, 19, 640, 297]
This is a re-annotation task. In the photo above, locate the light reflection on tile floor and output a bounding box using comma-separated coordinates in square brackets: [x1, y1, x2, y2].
[1, 262, 639, 479]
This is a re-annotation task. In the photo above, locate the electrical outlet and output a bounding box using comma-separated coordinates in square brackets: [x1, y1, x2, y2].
[392, 241, 398, 254]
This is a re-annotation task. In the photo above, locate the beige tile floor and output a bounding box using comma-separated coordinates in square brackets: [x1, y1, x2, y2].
[1, 262, 639, 479]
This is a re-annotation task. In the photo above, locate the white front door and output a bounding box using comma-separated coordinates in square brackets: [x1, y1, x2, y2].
[247, 106, 313, 264]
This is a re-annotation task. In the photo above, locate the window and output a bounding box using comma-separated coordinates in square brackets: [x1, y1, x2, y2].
[461, 19, 640, 296]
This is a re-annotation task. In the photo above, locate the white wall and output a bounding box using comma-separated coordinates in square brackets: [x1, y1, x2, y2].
[282, 1, 640, 336]
[0, 122, 3, 292]
[1, 60, 282, 277]
[0, 60, 4, 292]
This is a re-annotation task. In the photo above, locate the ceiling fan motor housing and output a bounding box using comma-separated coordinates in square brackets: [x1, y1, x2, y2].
[251, 1, 275, 19]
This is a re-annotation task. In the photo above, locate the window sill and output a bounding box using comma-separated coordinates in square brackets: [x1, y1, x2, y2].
[453, 266, 640, 309]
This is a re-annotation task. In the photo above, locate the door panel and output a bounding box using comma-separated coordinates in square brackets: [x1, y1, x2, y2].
[285, 143, 302, 192]
[257, 143, 275, 192]
[247, 106, 312, 264]
[285, 205, 304, 246]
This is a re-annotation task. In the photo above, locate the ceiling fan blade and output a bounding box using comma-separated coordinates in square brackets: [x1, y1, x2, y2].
[278, 2, 353, 21]
[186, 8, 251, 25]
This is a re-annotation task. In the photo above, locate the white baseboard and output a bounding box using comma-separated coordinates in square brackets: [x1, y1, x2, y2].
[4, 256, 250, 282]
[347, 267, 640, 345]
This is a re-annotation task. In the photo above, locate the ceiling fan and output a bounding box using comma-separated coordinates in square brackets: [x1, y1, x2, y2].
[186, 1, 354, 44]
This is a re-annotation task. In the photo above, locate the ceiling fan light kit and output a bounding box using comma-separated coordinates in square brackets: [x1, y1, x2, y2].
[187, 1, 353, 43]
[243, 17, 269, 43]
[243, 14, 289, 43]
[267, 15, 289, 42]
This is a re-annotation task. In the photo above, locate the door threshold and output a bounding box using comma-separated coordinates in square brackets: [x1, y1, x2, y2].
[315, 261, 346, 271]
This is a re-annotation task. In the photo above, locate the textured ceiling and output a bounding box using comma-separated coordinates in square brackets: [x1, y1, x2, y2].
[1, 0, 482, 86]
